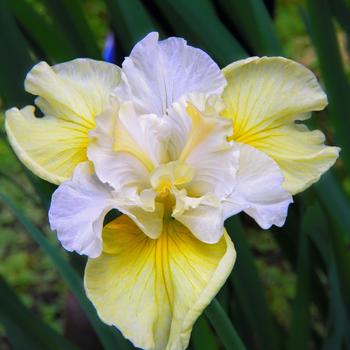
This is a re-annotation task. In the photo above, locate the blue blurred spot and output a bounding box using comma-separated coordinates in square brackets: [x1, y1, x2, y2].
[102, 31, 116, 63]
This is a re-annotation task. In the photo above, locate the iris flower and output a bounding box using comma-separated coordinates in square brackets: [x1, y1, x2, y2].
[5, 33, 339, 350]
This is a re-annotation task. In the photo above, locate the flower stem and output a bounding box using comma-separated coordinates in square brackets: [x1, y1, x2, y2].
[205, 298, 246, 350]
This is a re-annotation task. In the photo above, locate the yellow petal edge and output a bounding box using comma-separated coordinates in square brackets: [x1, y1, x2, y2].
[5, 59, 121, 185]
[85, 215, 236, 350]
[222, 56, 340, 195]
[5, 106, 88, 184]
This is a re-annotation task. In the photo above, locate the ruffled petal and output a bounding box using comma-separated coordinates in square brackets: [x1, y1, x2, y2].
[222, 56, 339, 194]
[243, 123, 340, 194]
[49, 161, 164, 251]
[6, 59, 121, 184]
[114, 32, 226, 116]
[172, 190, 224, 243]
[88, 102, 169, 190]
[85, 215, 236, 350]
[49, 162, 114, 258]
[5, 106, 88, 184]
[167, 98, 238, 199]
[26, 59, 121, 126]
[223, 143, 293, 229]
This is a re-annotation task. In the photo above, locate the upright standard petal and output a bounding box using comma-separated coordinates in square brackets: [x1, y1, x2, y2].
[222, 57, 340, 194]
[85, 215, 236, 350]
[223, 144, 292, 229]
[114, 32, 226, 116]
[5, 59, 121, 184]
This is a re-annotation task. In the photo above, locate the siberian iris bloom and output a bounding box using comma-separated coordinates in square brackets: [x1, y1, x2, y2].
[5, 32, 339, 350]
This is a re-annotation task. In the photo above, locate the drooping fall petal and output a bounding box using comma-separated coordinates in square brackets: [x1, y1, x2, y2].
[84, 215, 236, 350]
[221, 56, 340, 194]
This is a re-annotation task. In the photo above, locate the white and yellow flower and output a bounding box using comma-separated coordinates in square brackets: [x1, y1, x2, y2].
[5, 32, 339, 350]
[49, 94, 291, 349]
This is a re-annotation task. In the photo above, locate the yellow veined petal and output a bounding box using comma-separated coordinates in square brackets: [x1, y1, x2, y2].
[222, 56, 339, 194]
[85, 215, 236, 350]
[247, 123, 340, 194]
[5, 106, 88, 184]
[6, 59, 121, 184]
[26, 59, 121, 126]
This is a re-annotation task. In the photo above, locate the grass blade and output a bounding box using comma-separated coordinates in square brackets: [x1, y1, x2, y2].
[0, 192, 131, 350]
[192, 315, 219, 350]
[152, 0, 247, 65]
[40, 0, 100, 58]
[307, 0, 350, 174]
[315, 172, 350, 242]
[205, 299, 246, 350]
[0, 0, 33, 108]
[305, 202, 350, 349]
[225, 217, 281, 350]
[216, 0, 283, 55]
[0, 276, 78, 350]
[104, 0, 157, 54]
[329, 0, 350, 51]
[286, 207, 312, 350]
[6, 0, 77, 61]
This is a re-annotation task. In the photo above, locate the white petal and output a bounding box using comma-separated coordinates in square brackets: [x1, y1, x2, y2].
[224, 143, 293, 229]
[88, 103, 169, 191]
[167, 97, 238, 199]
[114, 32, 226, 115]
[49, 162, 114, 258]
[172, 190, 224, 243]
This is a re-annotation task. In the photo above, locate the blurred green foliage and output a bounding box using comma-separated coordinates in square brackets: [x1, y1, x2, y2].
[0, 0, 350, 349]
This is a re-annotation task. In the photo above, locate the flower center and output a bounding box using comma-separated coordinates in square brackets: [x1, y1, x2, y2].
[150, 161, 195, 198]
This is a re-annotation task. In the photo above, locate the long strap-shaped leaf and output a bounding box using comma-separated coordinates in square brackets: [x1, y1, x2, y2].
[104, 0, 158, 54]
[307, 0, 350, 174]
[306, 202, 350, 349]
[0, 276, 78, 350]
[0, 1, 33, 108]
[40, 0, 100, 59]
[0, 192, 132, 350]
[192, 315, 219, 350]
[315, 173, 350, 242]
[6, 0, 77, 61]
[226, 217, 281, 350]
[206, 299, 246, 350]
[216, 0, 283, 55]
[151, 0, 247, 65]
[286, 206, 312, 350]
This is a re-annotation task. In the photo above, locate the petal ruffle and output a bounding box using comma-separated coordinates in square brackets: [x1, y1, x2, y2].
[49, 162, 115, 258]
[26, 59, 121, 126]
[167, 98, 238, 199]
[5, 59, 121, 184]
[85, 215, 236, 350]
[222, 56, 339, 194]
[5, 106, 88, 184]
[223, 143, 293, 229]
[49, 162, 164, 254]
[88, 102, 170, 192]
[114, 32, 226, 116]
